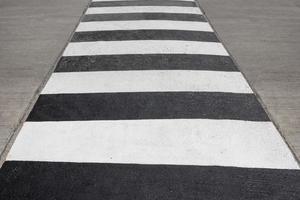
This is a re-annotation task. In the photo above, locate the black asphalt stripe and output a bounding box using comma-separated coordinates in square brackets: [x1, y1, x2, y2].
[1, 161, 299, 200]
[71, 30, 219, 42]
[55, 54, 238, 72]
[82, 13, 206, 22]
[27, 92, 269, 122]
[90, 0, 197, 7]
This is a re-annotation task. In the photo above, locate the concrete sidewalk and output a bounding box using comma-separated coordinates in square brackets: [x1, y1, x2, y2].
[0, 0, 299, 165]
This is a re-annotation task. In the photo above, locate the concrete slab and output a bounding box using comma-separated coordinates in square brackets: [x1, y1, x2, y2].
[0, 0, 90, 164]
[196, 0, 300, 160]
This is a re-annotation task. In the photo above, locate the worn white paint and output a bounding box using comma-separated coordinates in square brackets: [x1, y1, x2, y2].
[7, 119, 299, 169]
[63, 40, 229, 56]
[86, 6, 202, 15]
[91, 0, 195, 1]
[42, 71, 252, 94]
[76, 21, 213, 32]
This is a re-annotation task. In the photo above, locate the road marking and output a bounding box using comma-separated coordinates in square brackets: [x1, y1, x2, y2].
[90, 0, 197, 7]
[42, 71, 252, 94]
[86, 6, 202, 15]
[92, 0, 196, 2]
[63, 40, 228, 56]
[7, 119, 299, 169]
[76, 20, 212, 32]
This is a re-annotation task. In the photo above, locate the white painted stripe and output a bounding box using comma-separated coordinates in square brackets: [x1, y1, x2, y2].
[76, 20, 213, 32]
[63, 41, 229, 56]
[7, 119, 299, 169]
[42, 71, 252, 94]
[86, 6, 202, 15]
[91, 0, 195, 1]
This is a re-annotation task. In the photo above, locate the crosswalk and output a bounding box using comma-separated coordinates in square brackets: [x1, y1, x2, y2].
[1, 0, 300, 199]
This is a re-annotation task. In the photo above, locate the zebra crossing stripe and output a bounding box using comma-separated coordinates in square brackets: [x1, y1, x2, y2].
[76, 21, 213, 32]
[56, 54, 238, 72]
[90, 0, 197, 7]
[85, 6, 202, 15]
[92, 0, 197, 2]
[7, 120, 298, 169]
[63, 41, 229, 56]
[41, 71, 252, 94]
[82, 13, 206, 22]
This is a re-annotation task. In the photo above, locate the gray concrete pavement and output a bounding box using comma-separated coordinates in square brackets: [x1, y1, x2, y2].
[0, 0, 89, 164]
[196, 0, 300, 160]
